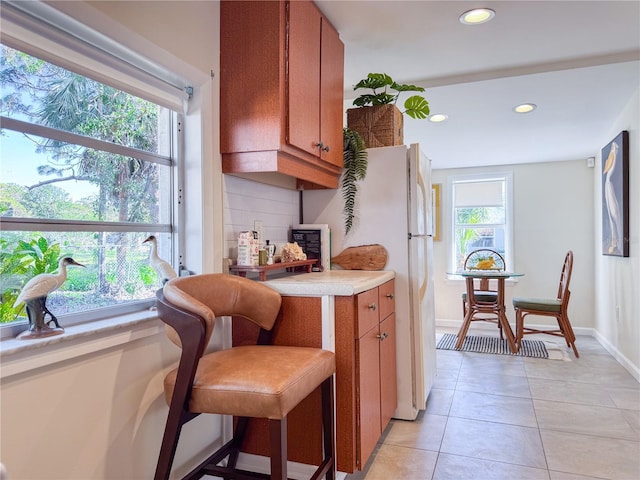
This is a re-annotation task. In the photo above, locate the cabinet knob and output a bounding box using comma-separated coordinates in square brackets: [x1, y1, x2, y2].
[315, 142, 330, 153]
[368, 303, 377, 311]
[377, 332, 389, 341]
[386, 293, 394, 300]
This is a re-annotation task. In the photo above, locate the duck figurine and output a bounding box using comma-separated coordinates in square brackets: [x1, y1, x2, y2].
[143, 235, 178, 285]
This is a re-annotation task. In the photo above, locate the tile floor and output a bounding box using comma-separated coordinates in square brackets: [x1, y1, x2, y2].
[346, 327, 640, 480]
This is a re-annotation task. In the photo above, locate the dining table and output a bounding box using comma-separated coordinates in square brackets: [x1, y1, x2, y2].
[450, 270, 525, 353]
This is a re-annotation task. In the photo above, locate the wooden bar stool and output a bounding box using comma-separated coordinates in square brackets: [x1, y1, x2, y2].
[154, 273, 336, 480]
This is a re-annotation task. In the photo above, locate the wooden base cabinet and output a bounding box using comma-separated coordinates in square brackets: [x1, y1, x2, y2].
[220, 0, 344, 189]
[336, 279, 397, 472]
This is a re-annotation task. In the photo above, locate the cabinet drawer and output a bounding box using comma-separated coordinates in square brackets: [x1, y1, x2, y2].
[356, 287, 379, 338]
[378, 279, 395, 321]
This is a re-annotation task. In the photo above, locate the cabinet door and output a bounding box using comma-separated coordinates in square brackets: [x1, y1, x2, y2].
[288, 0, 321, 157]
[319, 16, 344, 167]
[380, 313, 398, 431]
[357, 324, 381, 468]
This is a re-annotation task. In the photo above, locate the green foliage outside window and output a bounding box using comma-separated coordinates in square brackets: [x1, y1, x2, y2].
[0, 236, 64, 323]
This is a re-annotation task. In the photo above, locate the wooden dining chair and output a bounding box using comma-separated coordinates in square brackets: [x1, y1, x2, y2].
[512, 251, 579, 357]
[461, 248, 506, 336]
[154, 273, 336, 480]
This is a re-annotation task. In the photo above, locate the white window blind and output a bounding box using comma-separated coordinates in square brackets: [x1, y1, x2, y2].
[448, 173, 513, 272]
[454, 180, 504, 207]
[0, 0, 190, 112]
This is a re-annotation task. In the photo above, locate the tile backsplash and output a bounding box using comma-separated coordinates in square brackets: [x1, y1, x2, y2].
[223, 175, 300, 263]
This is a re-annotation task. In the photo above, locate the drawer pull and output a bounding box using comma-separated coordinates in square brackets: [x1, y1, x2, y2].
[386, 293, 394, 300]
[368, 303, 377, 311]
[377, 332, 389, 341]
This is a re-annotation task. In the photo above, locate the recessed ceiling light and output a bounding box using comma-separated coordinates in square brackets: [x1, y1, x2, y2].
[429, 113, 448, 123]
[459, 8, 495, 25]
[513, 103, 537, 113]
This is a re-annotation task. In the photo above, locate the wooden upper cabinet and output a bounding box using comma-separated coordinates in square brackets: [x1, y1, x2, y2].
[220, 0, 344, 189]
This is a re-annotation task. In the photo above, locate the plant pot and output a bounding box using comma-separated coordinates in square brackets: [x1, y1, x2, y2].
[346, 104, 403, 148]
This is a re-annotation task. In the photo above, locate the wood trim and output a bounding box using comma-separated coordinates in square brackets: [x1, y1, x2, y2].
[334, 295, 358, 472]
[380, 313, 397, 430]
[222, 150, 341, 189]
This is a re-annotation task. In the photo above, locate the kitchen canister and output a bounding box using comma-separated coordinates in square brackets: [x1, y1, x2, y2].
[237, 231, 260, 266]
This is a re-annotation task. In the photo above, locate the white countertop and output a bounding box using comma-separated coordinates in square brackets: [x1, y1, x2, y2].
[263, 270, 395, 296]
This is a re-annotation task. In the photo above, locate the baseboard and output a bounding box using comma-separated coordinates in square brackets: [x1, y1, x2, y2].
[436, 318, 591, 336]
[591, 329, 640, 382]
[436, 318, 639, 382]
[235, 453, 347, 480]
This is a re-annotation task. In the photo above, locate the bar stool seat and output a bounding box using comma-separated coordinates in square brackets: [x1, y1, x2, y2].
[163, 345, 335, 419]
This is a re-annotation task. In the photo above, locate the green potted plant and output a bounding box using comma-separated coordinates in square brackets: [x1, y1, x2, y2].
[347, 73, 430, 148]
[342, 127, 368, 235]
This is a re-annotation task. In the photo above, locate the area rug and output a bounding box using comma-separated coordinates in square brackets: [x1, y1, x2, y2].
[436, 333, 549, 359]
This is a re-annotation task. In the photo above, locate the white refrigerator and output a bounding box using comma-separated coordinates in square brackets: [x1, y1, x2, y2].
[303, 144, 436, 420]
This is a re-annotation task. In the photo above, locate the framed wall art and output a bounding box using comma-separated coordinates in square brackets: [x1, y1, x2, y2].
[601, 130, 629, 257]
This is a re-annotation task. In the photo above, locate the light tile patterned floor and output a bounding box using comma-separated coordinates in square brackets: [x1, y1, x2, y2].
[347, 327, 640, 480]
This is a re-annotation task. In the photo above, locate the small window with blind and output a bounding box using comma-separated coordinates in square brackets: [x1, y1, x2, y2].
[449, 173, 513, 272]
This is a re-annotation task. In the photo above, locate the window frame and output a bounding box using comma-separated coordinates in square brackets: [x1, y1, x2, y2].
[0, 34, 185, 339]
[447, 172, 514, 275]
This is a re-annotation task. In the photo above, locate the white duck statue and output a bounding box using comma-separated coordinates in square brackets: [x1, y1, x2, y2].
[143, 235, 177, 285]
[14, 256, 85, 339]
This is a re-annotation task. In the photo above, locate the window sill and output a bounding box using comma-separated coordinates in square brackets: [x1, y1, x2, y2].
[0, 309, 163, 379]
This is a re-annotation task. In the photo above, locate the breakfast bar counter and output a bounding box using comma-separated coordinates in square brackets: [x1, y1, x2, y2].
[263, 269, 395, 296]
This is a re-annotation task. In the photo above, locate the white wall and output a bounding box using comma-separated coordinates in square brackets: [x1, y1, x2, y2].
[431, 160, 596, 333]
[594, 86, 640, 376]
[1, 331, 225, 479]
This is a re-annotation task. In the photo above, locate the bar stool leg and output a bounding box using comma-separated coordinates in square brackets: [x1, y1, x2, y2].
[269, 418, 287, 480]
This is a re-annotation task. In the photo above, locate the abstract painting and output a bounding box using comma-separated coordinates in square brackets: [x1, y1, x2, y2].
[601, 131, 629, 257]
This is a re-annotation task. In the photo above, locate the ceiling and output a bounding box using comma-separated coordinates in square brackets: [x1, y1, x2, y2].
[316, 0, 640, 170]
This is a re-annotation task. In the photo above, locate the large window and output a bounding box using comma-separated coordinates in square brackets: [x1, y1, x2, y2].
[0, 44, 179, 331]
[449, 173, 513, 271]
